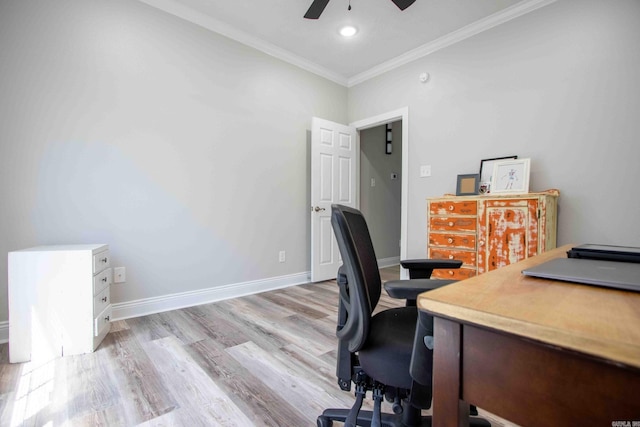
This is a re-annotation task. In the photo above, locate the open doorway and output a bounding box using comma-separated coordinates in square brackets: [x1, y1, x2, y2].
[359, 120, 402, 275]
[350, 107, 409, 280]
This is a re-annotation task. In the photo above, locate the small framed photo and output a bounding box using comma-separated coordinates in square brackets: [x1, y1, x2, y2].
[479, 155, 517, 194]
[491, 158, 530, 194]
[456, 173, 480, 196]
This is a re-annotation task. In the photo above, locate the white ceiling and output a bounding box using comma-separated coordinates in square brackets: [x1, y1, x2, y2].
[140, 0, 554, 86]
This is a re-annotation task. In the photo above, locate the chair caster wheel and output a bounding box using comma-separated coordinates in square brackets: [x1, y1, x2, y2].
[317, 415, 333, 427]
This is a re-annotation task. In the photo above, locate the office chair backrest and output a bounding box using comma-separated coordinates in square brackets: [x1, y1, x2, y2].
[331, 204, 382, 352]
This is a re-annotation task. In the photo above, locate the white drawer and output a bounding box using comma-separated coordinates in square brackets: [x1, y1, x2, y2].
[93, 268, 112, 295]
[93, 250, 110, 274]
[94, 305, 112, 337]
[94, 286, 110, 315]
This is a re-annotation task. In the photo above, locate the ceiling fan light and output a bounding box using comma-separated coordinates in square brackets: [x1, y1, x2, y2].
[339, 26, 357, 37]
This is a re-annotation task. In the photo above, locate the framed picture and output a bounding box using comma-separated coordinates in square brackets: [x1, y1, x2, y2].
[456, 173, 480, 196]
[479, 155, 517, 194]
[491, 158, 531, 194]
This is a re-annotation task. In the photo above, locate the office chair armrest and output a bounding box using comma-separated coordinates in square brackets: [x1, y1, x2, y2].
[384, 279, 456, 301]
[400, 259, 463, 279]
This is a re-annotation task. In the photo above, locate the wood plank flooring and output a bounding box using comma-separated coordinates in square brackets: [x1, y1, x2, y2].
[0, 267, 510, 426]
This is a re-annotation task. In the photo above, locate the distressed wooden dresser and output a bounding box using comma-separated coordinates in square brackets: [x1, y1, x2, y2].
[427, 190, 559, 279]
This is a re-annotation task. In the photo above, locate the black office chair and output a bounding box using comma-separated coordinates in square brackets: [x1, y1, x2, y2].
[317, 204, 490, 427]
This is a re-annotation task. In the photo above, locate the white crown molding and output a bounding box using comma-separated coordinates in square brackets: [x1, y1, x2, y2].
[140, 0, 554, 88]
[0, 321, 8, 344]
[111, 271, 310, 321]
[347, 0, 557, 87]
[138, 0, 349, 86]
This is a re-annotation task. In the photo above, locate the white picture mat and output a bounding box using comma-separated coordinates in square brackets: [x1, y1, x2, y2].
[479, 156, 517, 193]
[491, 158, 530, 193]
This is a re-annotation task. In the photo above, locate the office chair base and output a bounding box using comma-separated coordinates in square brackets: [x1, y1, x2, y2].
[317, 408, 492, 427]
[318, 408, 408, 427]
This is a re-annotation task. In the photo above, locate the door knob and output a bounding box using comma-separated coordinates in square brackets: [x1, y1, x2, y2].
[313, 206, 326, 212]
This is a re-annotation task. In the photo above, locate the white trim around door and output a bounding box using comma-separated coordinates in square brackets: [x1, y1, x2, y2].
[350, 107, 409, 279]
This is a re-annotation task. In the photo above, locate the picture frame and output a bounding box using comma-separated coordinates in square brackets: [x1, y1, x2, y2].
[479, 155, 518, 194]
[490, 158, 531, 194]
[456, 173, 480, 196]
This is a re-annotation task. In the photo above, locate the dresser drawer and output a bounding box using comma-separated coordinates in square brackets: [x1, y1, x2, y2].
[429, 217, 477, 232]
[431, 267, 477, 280]
[429, 200, 477, 216]
[93, 268, 112, 295]
[429, 248, 477, 266]
[429, 233, 476, 249]
[94, 305, 112, 337]
[93, 250, 110, 274]
[94, 286, 110, 315]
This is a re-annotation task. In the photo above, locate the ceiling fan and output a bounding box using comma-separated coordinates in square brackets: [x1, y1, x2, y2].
[304, 0, 416, 19]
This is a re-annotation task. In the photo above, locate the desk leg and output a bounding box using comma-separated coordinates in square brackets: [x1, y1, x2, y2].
[433, 317, 469, 427]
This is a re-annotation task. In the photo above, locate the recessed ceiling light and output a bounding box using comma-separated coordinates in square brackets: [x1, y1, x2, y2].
[339, 25, 358, 37]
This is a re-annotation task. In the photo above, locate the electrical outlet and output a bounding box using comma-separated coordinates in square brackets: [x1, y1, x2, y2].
[114, 267, 126, 283]
[420, 165, 432, 177]
[279, 251, 286, 263]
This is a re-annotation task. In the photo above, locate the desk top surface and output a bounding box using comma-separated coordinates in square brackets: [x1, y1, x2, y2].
[418, 245, 640, 370]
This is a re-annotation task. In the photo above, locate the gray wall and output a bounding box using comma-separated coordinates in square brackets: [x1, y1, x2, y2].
[2, 0, 640, 325]
[348, 0, 640, 260]
[359, 122, 402, 261]
[0, 0, 347, 322]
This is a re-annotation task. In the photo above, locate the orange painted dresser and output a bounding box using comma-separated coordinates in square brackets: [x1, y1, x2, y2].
[427, 190, 559, 279]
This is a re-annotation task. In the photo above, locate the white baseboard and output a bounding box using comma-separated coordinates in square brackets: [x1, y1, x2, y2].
[378, 256, 401, 268]
[0, 321, 8, 344]
[1, 265, 406, 343]
[111, 271, 310, 321]
[1, 263, 398, 338]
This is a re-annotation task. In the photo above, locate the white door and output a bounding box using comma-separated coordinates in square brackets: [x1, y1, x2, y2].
[310, 117, 358, 282]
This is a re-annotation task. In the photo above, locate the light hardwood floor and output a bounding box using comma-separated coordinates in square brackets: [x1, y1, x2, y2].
[0, 266, 508, 426]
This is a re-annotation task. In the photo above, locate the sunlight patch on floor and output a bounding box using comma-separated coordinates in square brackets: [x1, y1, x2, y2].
[11, 358, 56, 427]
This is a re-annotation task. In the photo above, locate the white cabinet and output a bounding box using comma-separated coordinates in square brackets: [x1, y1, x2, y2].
[8, 244, 112, 363]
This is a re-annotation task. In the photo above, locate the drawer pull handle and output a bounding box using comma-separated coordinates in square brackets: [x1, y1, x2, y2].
[102, 296, 108, 302]
[101, 258, 108, 263]
[105, 315, 110, 322]
[448, 205, 454, 211]
[448, 270, 454, 276]
[448, 255, 454, 259]
[448, 238, 453, 244]
[448, 221, 454, 227]
[102, 277, 108, 282]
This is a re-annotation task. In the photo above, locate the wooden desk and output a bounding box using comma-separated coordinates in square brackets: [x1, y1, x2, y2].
[418, 245, 640, 426]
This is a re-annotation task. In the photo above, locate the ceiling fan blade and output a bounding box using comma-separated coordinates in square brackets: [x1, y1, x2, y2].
[304, 0, 330, 19]
[390, 0, 416, 11]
